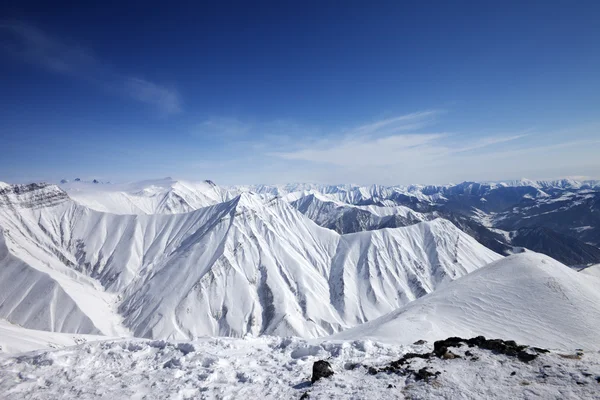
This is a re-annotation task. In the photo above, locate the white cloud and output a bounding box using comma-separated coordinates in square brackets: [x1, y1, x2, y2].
[124, 78, 181, 114]
[194, 113, 599, 185]
[350, 110, 441, 136]
[0, 21, 181, 114]
[273, 133, 449, 167]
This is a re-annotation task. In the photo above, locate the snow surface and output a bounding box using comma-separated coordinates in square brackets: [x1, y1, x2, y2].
[331, 252, 600, 351]
[1, 335, 599, 399]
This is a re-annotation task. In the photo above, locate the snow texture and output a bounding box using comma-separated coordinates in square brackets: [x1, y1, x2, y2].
[1, 334, 599, 399]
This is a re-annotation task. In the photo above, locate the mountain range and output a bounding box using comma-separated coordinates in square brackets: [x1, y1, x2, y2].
[0, 177, 598, 343]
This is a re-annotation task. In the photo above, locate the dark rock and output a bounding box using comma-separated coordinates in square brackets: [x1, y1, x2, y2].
[413, 340, 427, 345]
[413, 368, 438, 381]
[300, 391, 310, 399]
[464, 350, 473, 357]
[387, 384, 395, 388]
[433, 337, 466, 357]
[367, 366, 378, 375]
[311, 360, 334, 383]
[511, 371, 516, 376]
[382, 352, 431, 374]
[413, 368, 431, 381]
[517, 351, 537, 363]
[433, 336, 539, 362]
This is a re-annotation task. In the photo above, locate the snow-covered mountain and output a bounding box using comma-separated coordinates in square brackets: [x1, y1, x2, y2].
[0, 182, 499, 340]
[60, 178, 231, 214]
[331, 252, 600, 351]
[288, 191, 428, 234]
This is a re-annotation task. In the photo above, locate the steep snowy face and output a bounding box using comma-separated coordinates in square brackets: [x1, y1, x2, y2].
[0, 183, 68, 209]
[0, 233, 101, 335]
[328, 219, 499, 326]
[0, 184, 499, 340]
[331, 252, 600, 351]
[290, 192, 427, 234]
[60, 178, 232, 214]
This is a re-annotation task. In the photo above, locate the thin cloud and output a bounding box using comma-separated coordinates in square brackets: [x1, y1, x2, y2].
[349, 110, 441, 137]
[0, 21, 181, 114]
[124, 78, 181, 114]
[195, 117, 252, 138]
[453, 132, 531, 153]
[273, 133, 449, 167]
[270, 112, 529, 168]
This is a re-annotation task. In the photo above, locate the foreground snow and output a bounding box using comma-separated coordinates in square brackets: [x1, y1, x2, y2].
[1, 335, 599, 399]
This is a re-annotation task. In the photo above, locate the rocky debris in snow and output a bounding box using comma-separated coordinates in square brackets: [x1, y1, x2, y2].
[311, 360, 334, 383]
[413, 339, 427, 345]
[413, 367, 440, 382]
[365, 336, 552, 384]
[432, 336, 547, 363]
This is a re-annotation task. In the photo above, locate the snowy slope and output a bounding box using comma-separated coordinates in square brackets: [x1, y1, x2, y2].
[0, 183, 499, 340]
[331, 252, 600, 351]
[581, 264, 600, 279]
[0, 319, 108, 354]
[61, 178, 231, 214]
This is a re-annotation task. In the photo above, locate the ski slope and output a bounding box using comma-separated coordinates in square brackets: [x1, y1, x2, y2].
[331, 252, 600, 351]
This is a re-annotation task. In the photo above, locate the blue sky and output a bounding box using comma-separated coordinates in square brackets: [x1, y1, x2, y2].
[1, 1, 599, 185]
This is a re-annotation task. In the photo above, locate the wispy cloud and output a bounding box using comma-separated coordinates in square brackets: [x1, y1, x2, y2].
[269, 111, 527, 168]
[350, 110, 441, 137]
[124, 78, 181, 114]
[0, 21, 182, 114]
[186, 111, 600, 185]
[194, 117, 252, 138]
